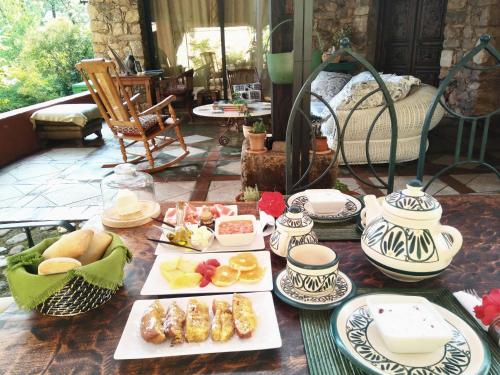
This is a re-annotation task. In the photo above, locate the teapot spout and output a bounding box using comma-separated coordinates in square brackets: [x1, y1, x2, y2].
[363, 195, 383, 225]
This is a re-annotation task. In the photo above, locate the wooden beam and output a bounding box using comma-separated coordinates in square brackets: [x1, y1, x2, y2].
[270, 0, 293, 141]
[217, 0, 228, 100]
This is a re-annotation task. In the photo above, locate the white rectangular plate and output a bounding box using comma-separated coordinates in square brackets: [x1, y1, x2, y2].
[141, 251, 273, 296]
[114, 292, 282, 360]
[155, 227, 265, 255]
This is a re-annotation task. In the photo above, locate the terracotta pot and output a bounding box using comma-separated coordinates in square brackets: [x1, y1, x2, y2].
[248, 132, 267, 151]
[243, 125, 253, 138]
[314, 136, 329, 152]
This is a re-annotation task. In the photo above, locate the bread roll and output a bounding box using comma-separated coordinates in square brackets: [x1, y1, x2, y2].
[77, 230, 112, 265]
[38, 257, 82, 275]
[42, 229, 93, 259]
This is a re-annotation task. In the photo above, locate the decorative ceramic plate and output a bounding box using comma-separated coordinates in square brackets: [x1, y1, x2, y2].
[141, 251, 273, 296]
[273, 270, 356, 310]
[330, 294, 491, 375]
[287, 192, 363, 223]
[155, 226, 266, 255]
[114, 292, 282, 359]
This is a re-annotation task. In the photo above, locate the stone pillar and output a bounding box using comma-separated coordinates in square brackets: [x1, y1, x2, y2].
[439, 0, 500, 115]
[313, 0, 377, 61]
[87, 0, 147, 67]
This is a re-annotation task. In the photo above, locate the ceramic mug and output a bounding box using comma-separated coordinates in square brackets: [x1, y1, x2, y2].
[286, 244, 339, 296]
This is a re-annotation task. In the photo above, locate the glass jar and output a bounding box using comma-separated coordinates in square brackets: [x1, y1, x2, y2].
[100, 163, 156, 212]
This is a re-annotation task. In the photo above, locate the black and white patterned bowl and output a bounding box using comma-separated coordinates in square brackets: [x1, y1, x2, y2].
[287, 244, 339, 296]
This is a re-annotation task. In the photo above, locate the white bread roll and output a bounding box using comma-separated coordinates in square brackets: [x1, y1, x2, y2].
[77, 230, 112, 265]
[42, 229, 93, 259]
[38, 257, 82, 275]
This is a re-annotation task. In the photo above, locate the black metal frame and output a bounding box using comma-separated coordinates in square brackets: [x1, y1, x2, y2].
[285, 38, 398, 195]
[415, 34, 500, 190]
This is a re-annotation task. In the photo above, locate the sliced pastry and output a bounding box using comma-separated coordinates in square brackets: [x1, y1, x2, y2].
[211, 299, 234, 342]
[185, 299, 210, 342]
[163, 302, 186, 346]
[232, 293, 257, 338]
[140, 300, 166, 344]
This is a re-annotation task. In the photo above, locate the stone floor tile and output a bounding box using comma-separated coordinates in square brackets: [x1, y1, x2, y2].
[215, 161, 242, 175]
[154, 181, 196, 202]
[23, 195, 57, 208]
[183, 135, 212, 144]
[206, 181, 241, 202]
[0, 186, 23, 202]
[464, 173, 500, 193]
[8, 163, 60, 181]
[43, 184, 101, 206]
[39, 147, 97, 161]
[0, 173, 17, 184]
[163, 146, 206, 158]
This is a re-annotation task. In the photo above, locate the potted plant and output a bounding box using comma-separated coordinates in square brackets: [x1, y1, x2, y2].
[312, 117, 329, 153]
[242, 111, 253, 138]
[248, 120, 267, 153]
[236, 185, 261, 202]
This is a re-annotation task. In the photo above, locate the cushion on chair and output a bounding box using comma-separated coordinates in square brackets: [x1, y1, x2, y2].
[311, 72, 351, 103]
[112, 115, 167, 136]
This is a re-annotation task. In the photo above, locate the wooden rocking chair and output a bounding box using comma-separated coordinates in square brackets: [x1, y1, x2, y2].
[75, 58, 189, 173]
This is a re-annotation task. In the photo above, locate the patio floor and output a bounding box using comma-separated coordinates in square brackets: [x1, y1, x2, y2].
[0, 117, 498, 225]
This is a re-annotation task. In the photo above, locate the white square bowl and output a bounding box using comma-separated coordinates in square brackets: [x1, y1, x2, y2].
[305, 189, 347, 214]
[367, 295, 452, 354]
[214, 214, 257, 247]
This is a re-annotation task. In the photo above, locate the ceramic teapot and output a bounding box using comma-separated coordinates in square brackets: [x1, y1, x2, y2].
[270, 205, 318, 257]
[360, 180, 463, 282]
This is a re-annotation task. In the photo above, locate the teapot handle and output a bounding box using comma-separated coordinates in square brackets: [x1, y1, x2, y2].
[439, 225, 463, 260]
[277, 231, 290, 257]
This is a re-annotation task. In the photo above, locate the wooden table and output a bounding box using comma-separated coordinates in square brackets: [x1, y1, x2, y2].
[114, 72, 163, 109]
[0, 195, 498, 374]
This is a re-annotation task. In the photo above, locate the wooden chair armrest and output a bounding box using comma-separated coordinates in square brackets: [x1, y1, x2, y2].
[123, 93, 141, 109]
[140, 95, 176, 116]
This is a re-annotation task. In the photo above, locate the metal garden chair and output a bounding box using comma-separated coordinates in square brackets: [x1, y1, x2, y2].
[416, 34, 500, 190]
[285, 38, 398, 195]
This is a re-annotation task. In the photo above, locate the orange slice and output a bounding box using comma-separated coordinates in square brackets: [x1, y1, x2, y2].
[228, 252, 258, 271]
[211, 265, 240, 287]
[238, 266, 265, 283]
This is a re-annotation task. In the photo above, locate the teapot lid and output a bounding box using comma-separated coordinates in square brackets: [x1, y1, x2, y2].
[384, 180, 442, 220]
[276, 205, 313, 229]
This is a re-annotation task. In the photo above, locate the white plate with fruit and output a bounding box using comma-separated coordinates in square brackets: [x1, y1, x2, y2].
[141, 251, 273, 296]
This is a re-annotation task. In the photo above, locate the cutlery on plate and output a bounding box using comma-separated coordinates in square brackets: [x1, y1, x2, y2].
[151, 217, 175, 228]
[147, 238, 202, 252]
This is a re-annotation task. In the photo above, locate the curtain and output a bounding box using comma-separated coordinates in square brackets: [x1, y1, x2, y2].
[151, 0, 269, 71]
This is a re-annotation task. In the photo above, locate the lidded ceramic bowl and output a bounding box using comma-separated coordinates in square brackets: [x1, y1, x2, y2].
[270, 205, 318, 257]
[361, 180, 463, 282]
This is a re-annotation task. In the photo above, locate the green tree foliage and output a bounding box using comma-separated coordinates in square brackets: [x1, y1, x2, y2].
[0, 0, 92, 113]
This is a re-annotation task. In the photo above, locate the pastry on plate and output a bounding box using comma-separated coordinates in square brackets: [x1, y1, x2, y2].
[164, 302, 186, 346]
[233, 293, 256, 338]
[140, 300, 166, 344]
[185, 299, 210, 342]
[211, 300, 234, 342]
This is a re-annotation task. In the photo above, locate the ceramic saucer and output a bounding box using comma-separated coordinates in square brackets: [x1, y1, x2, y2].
[273, 270, 356, 310]
[330, 294, 491, 375]
[287, 192, 363, 223]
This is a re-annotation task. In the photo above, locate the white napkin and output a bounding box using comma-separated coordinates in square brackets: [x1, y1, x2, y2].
[453, 291, 488, 330]
[259, 210, 275, 237]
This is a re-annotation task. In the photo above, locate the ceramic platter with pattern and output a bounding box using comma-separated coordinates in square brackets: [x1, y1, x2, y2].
[273, 270, 356, 310]
[330, 294, 491, 375]
[287, 192, 363, 223]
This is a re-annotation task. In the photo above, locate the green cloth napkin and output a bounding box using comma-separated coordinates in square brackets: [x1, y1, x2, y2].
[5, 232, 132, 310]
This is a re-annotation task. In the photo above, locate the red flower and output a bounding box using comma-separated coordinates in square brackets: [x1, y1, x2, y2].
[474, 288, 500, 325]
[258, 192, 286, 218]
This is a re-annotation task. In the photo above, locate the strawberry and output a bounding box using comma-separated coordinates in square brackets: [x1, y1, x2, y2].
[204, 266, 216, 278]
[206, 259, 220, 267]
[195, 262, 207, 275]
[199, 277, 210, 287]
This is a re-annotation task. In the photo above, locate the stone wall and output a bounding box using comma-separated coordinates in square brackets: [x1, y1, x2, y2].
[313, 0, 379, 62]
[440, 0, 499, 115]
[87, 0, 147, 67]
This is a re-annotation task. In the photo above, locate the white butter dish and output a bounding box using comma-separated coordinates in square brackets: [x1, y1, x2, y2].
[367, 295, 452, 354]
[304, 189, 347, 214]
